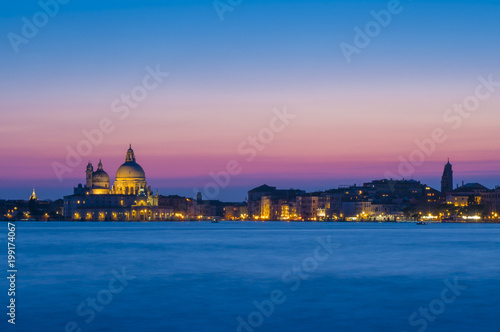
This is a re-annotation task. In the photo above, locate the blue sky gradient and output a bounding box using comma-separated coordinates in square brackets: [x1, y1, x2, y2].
[1, 0, 499, 200]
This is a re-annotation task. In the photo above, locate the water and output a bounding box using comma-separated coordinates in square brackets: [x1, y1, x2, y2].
[1, 222, 499, 332]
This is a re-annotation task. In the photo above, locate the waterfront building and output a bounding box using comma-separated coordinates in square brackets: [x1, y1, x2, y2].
[247, 185, 305, 220]
[481, 187, 500, 215]
[297, 195, 320, 221]
[223, 203, 248, 221]
[186, 193, 234, 220]
[341, 201, 372, 219]
[445, 183, 489, 207]
[318, 193, 343, 220]
[63, 145, 172, 221]
[158, 195, 190, 218]
[247, 185, 277, 218]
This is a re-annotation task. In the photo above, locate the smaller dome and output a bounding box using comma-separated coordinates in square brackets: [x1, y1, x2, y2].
[93, 169, 110, 182]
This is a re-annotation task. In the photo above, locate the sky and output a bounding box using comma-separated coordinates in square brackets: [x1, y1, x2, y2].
[1, 0, 499, 201]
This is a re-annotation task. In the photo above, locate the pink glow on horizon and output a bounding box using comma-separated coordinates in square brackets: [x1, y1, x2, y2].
[2, 77, 500, 186]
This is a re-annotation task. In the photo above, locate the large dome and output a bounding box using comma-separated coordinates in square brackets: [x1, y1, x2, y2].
[116, 161, 146, 179]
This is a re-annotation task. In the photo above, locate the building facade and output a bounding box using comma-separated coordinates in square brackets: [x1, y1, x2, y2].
[63, 145, 172, 221]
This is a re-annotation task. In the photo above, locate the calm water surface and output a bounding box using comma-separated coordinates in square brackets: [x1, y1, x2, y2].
[1, 222, 499, 332]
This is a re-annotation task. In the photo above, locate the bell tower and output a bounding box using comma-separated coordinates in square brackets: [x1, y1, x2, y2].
[441, 159, 453, 194]
[86, 162, 94, 188]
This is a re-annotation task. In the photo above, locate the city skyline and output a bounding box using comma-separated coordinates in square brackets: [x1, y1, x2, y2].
[1, 0, 500, 200]
[5, 154, 499, 223]
[2, 151, 499, 202]
[2, 2, 499, 332]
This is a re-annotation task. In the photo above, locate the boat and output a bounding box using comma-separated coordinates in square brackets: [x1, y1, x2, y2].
[211, 219, 219, 223]
[416, 221, 427, 225]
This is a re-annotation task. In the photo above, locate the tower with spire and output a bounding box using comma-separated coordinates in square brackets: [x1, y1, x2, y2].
[125, 144, 136, 162]
[86, 162, 94, 188]
[29, 187, 38, 201]
[441, 159, 453, 194]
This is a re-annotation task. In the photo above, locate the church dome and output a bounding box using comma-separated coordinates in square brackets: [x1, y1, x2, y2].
[93, 169, 110, 182]
[92, 160, 110, 189]
[116, 161, 146, 179]
[115, 145, 146, 179]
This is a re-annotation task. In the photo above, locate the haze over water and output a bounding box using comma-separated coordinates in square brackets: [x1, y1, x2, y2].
[2, 222, 499, 332]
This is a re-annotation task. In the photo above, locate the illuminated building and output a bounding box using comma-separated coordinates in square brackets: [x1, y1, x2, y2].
[297, 195, 320, 221]
[186, 193, 226, 220]
[114, 145, 149, 195]
[63, 145, 173, 221]
[223, 203, 248, 221]
[247, 185, 305, 220]
[29, 187, 38, 201]
[445, 183, 489, 207]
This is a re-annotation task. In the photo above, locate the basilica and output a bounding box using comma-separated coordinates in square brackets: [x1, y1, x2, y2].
[63, 145, 173, 221]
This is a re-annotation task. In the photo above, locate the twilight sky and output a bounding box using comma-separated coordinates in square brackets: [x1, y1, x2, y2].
[1, 0, 499, 201]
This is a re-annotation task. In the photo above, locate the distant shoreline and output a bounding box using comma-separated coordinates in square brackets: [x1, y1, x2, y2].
[2, 220, 500, 224]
